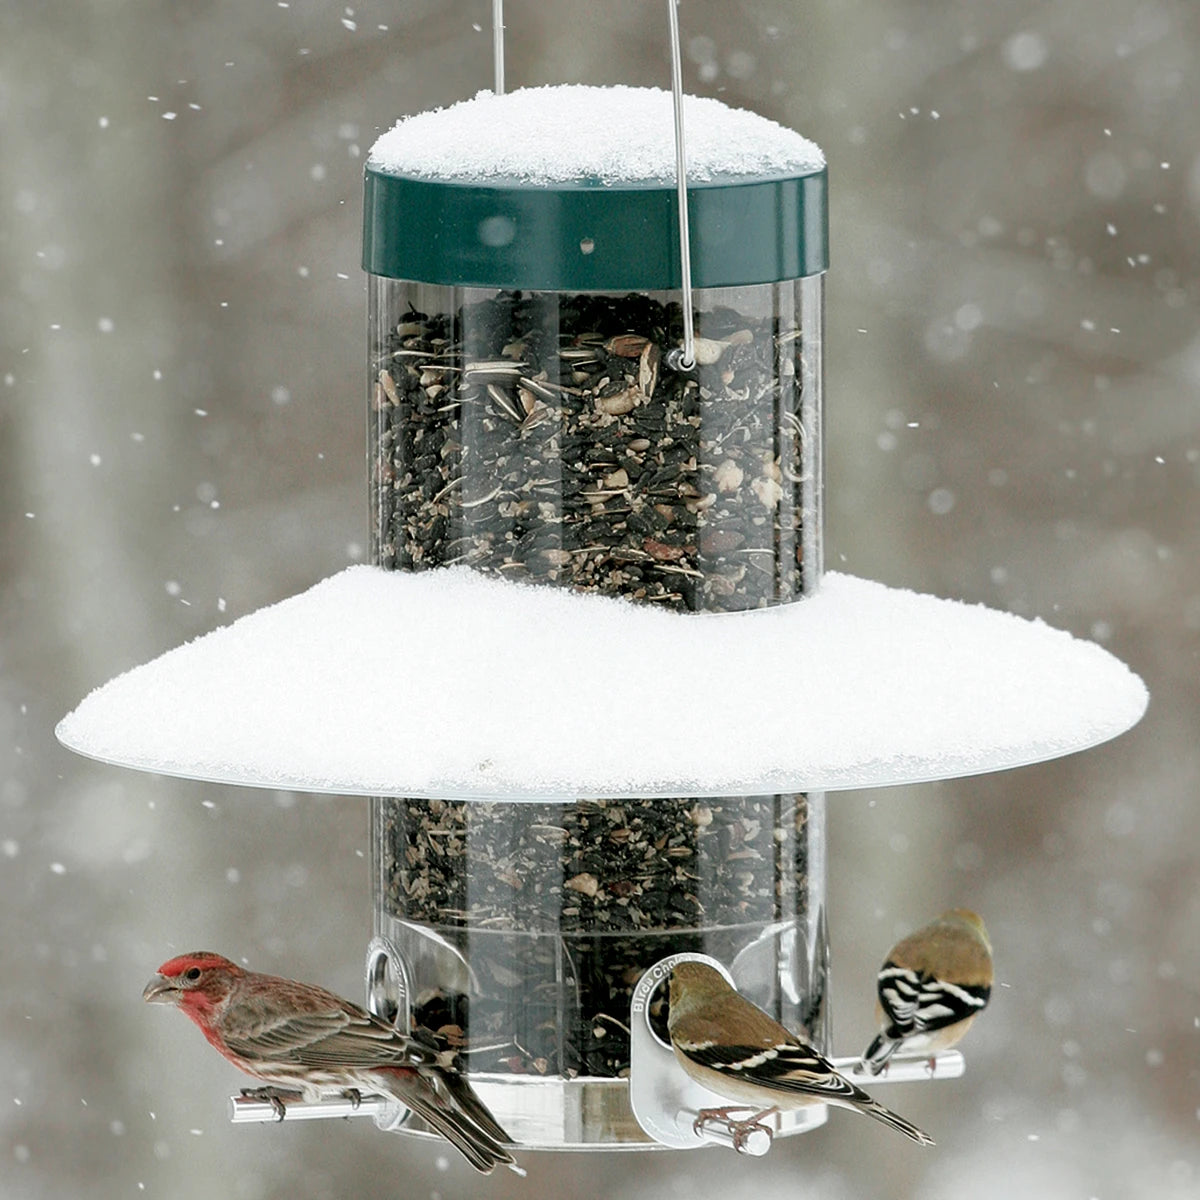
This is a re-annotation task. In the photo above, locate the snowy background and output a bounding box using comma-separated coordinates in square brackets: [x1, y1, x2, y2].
[2, 2, 1198, 1198]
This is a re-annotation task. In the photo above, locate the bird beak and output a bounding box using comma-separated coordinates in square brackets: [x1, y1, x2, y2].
[142, 975, 179, 1005]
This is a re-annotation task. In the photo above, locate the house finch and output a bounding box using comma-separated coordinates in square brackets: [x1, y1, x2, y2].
[859, 909, 993, 1076]
[142, 951, 516, 1174]
[668, 961, 934, 1148]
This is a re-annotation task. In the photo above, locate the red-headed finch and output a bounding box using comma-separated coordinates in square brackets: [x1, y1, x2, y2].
[143, 951, 515, 1174]
[667, 961, 934, 1147]
[860, 909, 993, 1076]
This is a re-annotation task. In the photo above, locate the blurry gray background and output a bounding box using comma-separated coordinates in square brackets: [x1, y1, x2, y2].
[2, 1, 1198, 1197]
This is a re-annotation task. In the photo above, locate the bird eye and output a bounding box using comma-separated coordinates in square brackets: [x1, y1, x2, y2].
[185, 967, 201, 982]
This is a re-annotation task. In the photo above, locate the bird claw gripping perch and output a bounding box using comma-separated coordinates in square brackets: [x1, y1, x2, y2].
[692, 1108, 776, 1156]
[239, 1086, 305, 1121]
[847, 1050, 966, 1082]
[242, 1086, 367, 1117]
[230, 1092, 393, 1123]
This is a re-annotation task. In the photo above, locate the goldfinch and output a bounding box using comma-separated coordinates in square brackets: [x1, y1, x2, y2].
[860, 908, 993, 1076]
[667, 961, 934, 1147]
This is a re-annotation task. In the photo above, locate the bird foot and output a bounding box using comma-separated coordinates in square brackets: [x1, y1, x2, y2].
[693, 1106, 776, 1154]
[340, 1088, 362, 1110]
[693, 1104, 749, 1136]
[240, 1086, 304, 1121]
[730, 1117, 774, 1154]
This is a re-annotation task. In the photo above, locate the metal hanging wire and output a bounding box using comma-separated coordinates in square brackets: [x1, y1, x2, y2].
[488, 0, 695, 367]
[665, 0, 696, 371]
[493, 0, 505, 95]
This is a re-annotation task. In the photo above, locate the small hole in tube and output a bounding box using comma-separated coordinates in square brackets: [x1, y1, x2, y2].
[580, 237, 595, 254]
[366, 944, 402, 1026]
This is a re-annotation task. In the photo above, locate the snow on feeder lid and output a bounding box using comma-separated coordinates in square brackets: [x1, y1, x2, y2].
[362, 85, 828, 290]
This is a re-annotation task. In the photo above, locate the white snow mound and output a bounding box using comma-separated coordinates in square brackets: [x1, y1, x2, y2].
[368, 85, 825, 184]
[56, 567, 1148, 800]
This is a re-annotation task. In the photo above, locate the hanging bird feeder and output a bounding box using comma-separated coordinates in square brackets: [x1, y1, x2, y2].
[56, 0, 1146, 1161]
[356, 1, 830, 1143]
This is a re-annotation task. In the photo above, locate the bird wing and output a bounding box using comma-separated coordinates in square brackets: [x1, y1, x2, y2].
[877, 963, 991, 1037]
[674, 1032, 872, 1106]
[221, 981, 434, 1070]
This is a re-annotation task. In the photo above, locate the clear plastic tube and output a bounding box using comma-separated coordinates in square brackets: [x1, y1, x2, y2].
[367, 274, 826, 1147]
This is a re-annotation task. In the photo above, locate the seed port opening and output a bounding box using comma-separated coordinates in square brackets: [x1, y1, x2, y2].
[642, 974, 672, 1049]
[365, 936, 410, 1029]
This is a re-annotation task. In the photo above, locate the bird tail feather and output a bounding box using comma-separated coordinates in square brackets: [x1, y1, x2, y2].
[852, 1095, 935, 1146]
[436, 1070, 514, 1147]
[376, 1069, 515, 1174]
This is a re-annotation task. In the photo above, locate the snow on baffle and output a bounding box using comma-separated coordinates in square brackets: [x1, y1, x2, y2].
[56, 567, 1148, 800]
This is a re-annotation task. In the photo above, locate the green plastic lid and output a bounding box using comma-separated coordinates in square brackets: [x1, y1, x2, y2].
[362, 167, 828, 290]
[361, 86, 827, 291]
